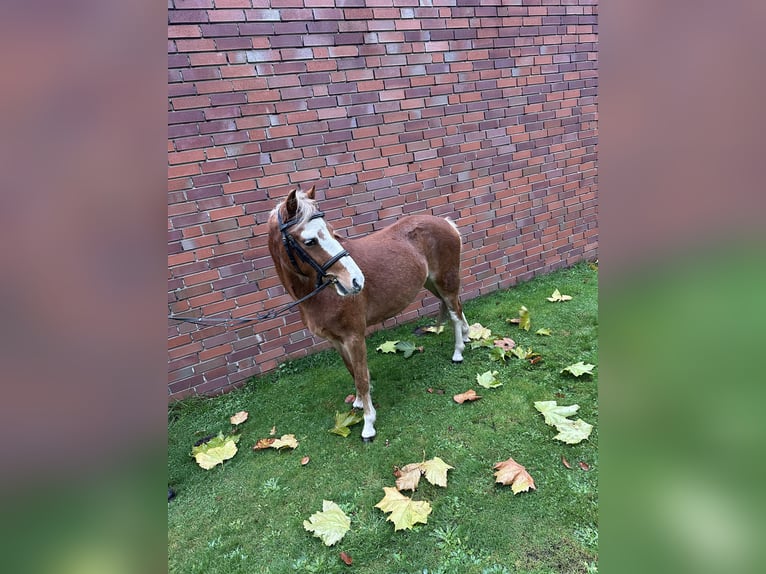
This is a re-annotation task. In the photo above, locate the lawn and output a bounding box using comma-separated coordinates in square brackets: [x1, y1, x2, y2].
[168, 262, 598, 574]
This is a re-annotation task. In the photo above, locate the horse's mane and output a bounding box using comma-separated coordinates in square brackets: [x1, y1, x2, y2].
[271, 189, 319, 225]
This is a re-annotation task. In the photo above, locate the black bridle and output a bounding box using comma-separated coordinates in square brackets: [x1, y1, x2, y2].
[277, 210, 351, 289]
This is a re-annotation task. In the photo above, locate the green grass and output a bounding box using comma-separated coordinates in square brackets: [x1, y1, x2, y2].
[168, 262, 598, 574]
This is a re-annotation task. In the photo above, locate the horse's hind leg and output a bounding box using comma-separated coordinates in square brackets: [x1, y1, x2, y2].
[427, 279, 470, 362]
[333, 336, 377, 441]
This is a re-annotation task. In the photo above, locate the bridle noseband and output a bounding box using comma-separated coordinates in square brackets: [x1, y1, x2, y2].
[278, 210, 351, 288]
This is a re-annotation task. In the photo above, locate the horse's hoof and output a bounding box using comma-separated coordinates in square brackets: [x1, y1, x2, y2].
[361, 435, 375, 443]
[452, 359, 463, 364]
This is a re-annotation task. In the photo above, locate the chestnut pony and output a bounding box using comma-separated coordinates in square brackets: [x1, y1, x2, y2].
[267, 187, 470, 441]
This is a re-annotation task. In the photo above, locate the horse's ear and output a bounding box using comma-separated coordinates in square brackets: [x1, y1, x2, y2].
[305, 185, 315, 200]
[285, 188, 298, 218]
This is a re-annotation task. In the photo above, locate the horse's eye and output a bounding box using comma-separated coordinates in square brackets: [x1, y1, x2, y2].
[304, 238, 318, 247]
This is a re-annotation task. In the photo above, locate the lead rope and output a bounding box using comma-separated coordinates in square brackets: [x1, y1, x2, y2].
[167, 278, 334, 327]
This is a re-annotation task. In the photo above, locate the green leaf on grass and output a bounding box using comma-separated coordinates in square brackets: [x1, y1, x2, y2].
[329, 411, 364, 437]
[470, 338, 495, 350]
[536, 328, 552, 336]
[561, 361, 595, 377]
[515, 306, 531, 331]
[394, 340, 418, 358]
[476, 370, 502, 388]
[303, 500, 351, 546]
[377, 340, 399, 353]
[191, 432, 240, 470]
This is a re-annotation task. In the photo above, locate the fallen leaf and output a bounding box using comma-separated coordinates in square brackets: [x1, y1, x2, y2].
[344, 394, 356, 404]
[453, 389, 482, 404]
[534, 400, 581, 427]
[534, 400, 593, 445]
[229, 411, 248, 425]
[329, 410, 364, 437]
[421, 325, 444, 334]
[494, 337, 516, 350]
[536, 328, 552, 336]
[269, 425, 277, 436]
[340, 551, 353, 566]
[546, 289, 573, 302]
[488, 346, 509, 363]
[561, 361, 595, 377]
[420, 457, 454, 488]
[506, 317, 520, 324]
[375, 487, 432, 531]
[579, 461, 590, 471]
[394, 457, 454, 491]
[510, 346, 540, 361]
[301, 456, 311, 466]
[493, 457, 536, 494]
[470, 338, 495, 349]
[518, 306, 531, 331]
[395, 463, 423, 491]
[553, 419, 593, 445]
[376, 340, 399, 353]
[529, 356, 543, 365]
[562, 456, 572, 469]
[253, 434, 298, 450]
[394, 340, 418, 358]
[476, 370, 502, 389]
[467, 323, 492, 340]
[253, 438, 275, 450]
[303, 500, 351, 546]
[191, 432, 240, 470]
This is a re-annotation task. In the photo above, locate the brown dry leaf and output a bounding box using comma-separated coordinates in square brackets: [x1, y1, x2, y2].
[494, 337, 516, 350]
[579, 461, 591, 471]
[253, 438, 275, 450]
[453, 389, 482, 404]
[301, 456, 311, 466]
[493, 457, 537, 494]
[230, 411, 248, 425]
[562, 456, 572, 469]
[340, 551, 353, 566]
[395, 463, 423, 491]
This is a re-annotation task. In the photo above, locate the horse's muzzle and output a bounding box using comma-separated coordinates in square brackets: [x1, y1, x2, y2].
[333, 276, 363, 296]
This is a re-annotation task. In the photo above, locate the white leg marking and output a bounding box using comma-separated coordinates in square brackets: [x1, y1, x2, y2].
[450, 311, 466, 362]
[361, 402, 377, 440]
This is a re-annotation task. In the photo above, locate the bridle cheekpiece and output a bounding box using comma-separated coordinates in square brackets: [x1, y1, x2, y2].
[277, 210, 351, 289]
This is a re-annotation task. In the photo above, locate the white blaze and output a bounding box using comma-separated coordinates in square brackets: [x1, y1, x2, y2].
[300, 219, 365, 291]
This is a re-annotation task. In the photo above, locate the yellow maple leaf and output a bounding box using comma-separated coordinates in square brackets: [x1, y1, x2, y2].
[419, 457, 454, 488]
[375, 487, 432, 531]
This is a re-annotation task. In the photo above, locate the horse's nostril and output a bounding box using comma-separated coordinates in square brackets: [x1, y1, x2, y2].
[352, 278, 361, 291]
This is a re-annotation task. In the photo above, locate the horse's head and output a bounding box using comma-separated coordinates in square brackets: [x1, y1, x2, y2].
[275, 187, 365, 296]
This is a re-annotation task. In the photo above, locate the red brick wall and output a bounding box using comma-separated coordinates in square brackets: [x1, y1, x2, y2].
[168, 0, 598, 400]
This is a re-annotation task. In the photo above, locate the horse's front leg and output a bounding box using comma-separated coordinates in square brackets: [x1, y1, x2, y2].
[339, 336, 376, 441]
